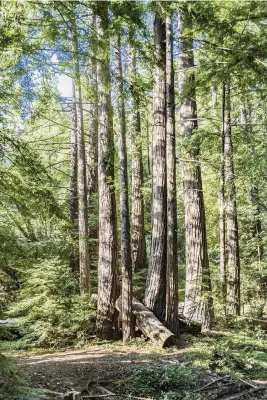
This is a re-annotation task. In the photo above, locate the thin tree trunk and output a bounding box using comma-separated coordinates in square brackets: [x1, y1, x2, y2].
[72, 24, 91, 295]
[224, 84, 241, 317]
[178, 10, 213, 330]
[219, 84, 227, 315]
[115, 32, 134, 341]
[129, 42, 147, 272]
[87, 9, 98, 203]
[69, 80, 79, 273]
[146, 105, 151, 176]
[96, 3, 118, 340]
[144, 16, 167, 322]
[165, 15, 178, 336]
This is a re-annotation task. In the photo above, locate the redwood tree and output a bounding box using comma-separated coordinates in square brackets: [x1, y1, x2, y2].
[178, 9, 213, 329]
[129, 42, 147, 272]
[165, 15, 178, 336]
[224, 85, 241, 317]
[115, 31, 134, 341]
[69, 80, 79, 273]
[96, 2, 118, 339]
[144, 16, 167, 322]
[72, 19, 91, 295]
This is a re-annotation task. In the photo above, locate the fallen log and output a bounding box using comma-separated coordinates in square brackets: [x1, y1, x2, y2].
[116, 295, 176, 347]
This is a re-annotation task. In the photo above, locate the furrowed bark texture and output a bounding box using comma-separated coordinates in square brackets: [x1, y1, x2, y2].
[69, 81, 79, 273]
[87, 9, 98, 203]
[96, 3, 118, 340]
[224, 85, 241, 317]
[144, 16, 167, 322]
[178, 10, 213, 330]
[115, 32, 134, 341]
[165, 15, 178, 336]
[250, 187, 265, 317]
[129, 43, 147, 272]
[219, 85, 227, 312]
[72, 26, 91, 295]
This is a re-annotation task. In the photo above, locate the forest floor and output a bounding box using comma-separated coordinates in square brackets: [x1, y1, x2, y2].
[5, 332, 267, 400]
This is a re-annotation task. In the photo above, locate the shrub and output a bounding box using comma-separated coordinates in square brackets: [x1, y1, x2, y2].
[116, 364, 202, 400]
[8, 258, 96, 348]
[0, 353, 27, 399]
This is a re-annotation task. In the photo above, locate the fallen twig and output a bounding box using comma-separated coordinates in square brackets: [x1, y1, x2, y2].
[196, 375, 231, 392]
[97, 386, 115, 396]
[237, 378, 257, 389]
[82, 394, 150, 400]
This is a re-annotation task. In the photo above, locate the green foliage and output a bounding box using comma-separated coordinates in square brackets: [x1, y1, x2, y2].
[8, 259, 96, 348]
[185, 329, 267, 380]
[0, 353, 28, 400]
[116, 365, 201, 400]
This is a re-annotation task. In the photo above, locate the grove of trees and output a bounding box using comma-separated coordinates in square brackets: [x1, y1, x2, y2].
[1, 0, 267, 348]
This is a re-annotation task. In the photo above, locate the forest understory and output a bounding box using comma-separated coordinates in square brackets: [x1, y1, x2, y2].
[2, 330, 267, 400]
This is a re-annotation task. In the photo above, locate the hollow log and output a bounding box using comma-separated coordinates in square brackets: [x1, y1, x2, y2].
[116, 295, 176, 347]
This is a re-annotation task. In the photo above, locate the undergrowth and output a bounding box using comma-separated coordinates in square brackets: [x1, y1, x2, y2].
[185, 328, 267, 379]
[0, 353, 28, 399]
[116, 364, 202, 400]
[7, 258, 96, 349]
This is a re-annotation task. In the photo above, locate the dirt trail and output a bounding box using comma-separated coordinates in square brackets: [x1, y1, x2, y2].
[11, 346, 267, 399]
[12, 346, 186, 394]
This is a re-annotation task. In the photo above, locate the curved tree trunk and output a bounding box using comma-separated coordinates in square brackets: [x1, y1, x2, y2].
[96, 3, 118, 340]
[178, 10, 213, 330]
[115, 32, 134, 341]
[129, 44, 147, 272]
[165, 15, 178, 336]
[224, 85, 241, 317]
[72, 22, 91, 295]
[144, 16, 167, 322]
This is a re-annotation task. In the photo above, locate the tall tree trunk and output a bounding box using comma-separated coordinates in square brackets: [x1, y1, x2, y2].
[129, 42, 147, 272]
[96, 3, 118, 340]
[115, 32, 134, 341]
[144, 16, 167, 322]
[250, 187, 265, 317]
[87, 9, 98, 203]
[87, 9, 98, 268]
[178, 10, 213, 330]
[219, 84, 227, 315]
[165, 15, 178, 336]
[72, 25, 91, 295]
[224, 85, 241, 317]
[69, 80, 79, 273]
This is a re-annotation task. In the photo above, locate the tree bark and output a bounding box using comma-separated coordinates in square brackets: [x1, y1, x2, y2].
[144, 16, 167, 322]
[251, 187, 265, 318]
[72, 23, 91, 295]
[165, 15, 178, 336]
[178, 10, 213, 330]
[129, 42, 147, 272]
[115, 32, 135, 341]
[219, 84, 227, 315]
[96, 3, 118, 340]
[224, 85, 241, 317]
[87, 9, 98, 203]
[69, 80, 79, 273]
